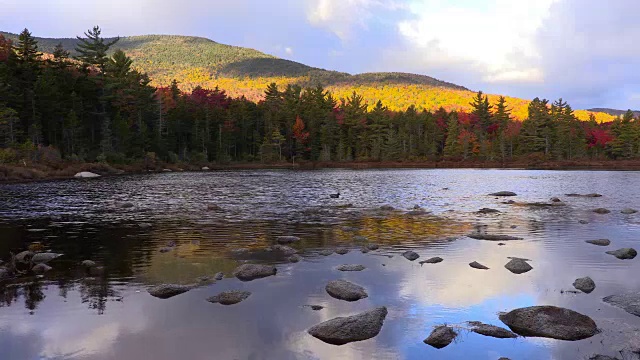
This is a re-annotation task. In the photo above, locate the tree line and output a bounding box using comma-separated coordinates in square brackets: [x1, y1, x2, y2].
[0, 27, 638, 166]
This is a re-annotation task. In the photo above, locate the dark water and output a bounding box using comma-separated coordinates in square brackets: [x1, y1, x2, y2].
[1, 169, 639, 360]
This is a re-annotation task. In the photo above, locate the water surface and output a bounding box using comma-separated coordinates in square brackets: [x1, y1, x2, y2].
[1, 169, 639, 360]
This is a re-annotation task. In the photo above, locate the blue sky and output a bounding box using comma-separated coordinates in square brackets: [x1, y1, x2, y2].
[2, 0, 639, 110]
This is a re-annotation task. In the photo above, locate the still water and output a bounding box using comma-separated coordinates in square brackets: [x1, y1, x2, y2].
[0, 169, 639, 360]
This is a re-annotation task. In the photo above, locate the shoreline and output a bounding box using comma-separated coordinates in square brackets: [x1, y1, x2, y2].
[2, 159, 640, 184]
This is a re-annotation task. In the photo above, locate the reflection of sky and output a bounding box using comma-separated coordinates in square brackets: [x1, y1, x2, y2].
[1, 170, 640, 359]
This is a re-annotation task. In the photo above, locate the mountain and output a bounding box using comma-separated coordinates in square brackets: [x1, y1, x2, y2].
[0, 31, 615, 122]
[586, 108, 640, 118]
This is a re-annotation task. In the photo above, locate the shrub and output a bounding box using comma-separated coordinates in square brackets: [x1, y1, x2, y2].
[0, 148, 17, 164]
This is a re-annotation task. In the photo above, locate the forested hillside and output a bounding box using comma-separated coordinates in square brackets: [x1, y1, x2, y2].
[1, 27, 637, 179]
[2, 30, 617, 123]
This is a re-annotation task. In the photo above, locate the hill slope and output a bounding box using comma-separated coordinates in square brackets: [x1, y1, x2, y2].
[587, 108, 640, 117]
[1, 31, 615, 122]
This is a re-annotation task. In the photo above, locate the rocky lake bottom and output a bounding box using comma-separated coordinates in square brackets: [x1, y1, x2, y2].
[0, 169, 639, 360]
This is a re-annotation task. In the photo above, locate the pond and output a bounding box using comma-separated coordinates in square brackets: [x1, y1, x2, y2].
[0, 169, 639, 360]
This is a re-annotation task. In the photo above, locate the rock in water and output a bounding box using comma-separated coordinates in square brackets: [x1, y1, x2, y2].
[31, 252, 63, 264]
[335, 248, 350, 255]
[232, 264, 277, 281]
[402, 251, 420, 261]
[593, 208, 611, 214]
[420, 257, 444, 264]
[469, 261, 489, 270]
[586, 239, 610, 246]
[319, 249, 334, 256]
[606, 248, 637, 260]
[288, 255, 301, 263]
[366, 244, 379, 250]
[201, 166, 210, 170]
[276, 236, 301, 244]
[81, 260, 97, 268]
[589, 356, 619, 360]
[308, 307, 387, 345]
[467, 321, 517, 338]
[504, 258, 533, 274]
[467, 233, 523, 241]
[74, 171, 100, 178]
[306, 305, 324, 310]
[206, 290, 251, 305]
[566, 193, 602, 198]
[603, 293, 640, 317]
[147, 284, 192, 299]
[621, 208, 638, 214]
[499, 306, 597, 340]
[573, 277, 596, 294]
[32, 263, 52, 274]
[336, 264, 366, 272]
[269, 244, 298, 256]
[325, 279, 368, 301]
[424, 325, 458, 349]
[214, 272, 224, 280]
[15, 251, 35, 263]
[489, 191, 517, 196]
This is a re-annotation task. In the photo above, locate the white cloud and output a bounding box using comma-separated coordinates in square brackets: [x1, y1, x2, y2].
[395, 0, 557, 84]
[285, 47, 294, 55]
[306, 0, 406, 41]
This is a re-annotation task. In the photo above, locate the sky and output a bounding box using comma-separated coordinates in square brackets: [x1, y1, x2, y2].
[1, 0, 639, 109]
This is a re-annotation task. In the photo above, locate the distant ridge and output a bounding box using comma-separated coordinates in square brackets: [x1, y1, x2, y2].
[587, 108, 640, 117]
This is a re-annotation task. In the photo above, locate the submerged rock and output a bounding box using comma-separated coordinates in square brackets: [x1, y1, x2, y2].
[589, 356, 619, 360]
[603, 293, 640, 317]
[360, 247, 370, 253]
[573, 277, 596, 294]
[621, 208, 638, 214]
[32, 263, 52, 274]
[305, 305, 324, 310]
[325, 279, 368, 301]
[74, 171, 100, 178]
[288, 255, 301, 263]
[469, 261, 489, 270]
[232, 264, 277, 281]
[593, 208, 611, 214]
[308, 307, 387, 345]
[402, 251, 420, 261]
[467, 233, 522, 241]
[148, 284, 193, 299]
[424, 325, 458, 349]
[31, 252, 63, 264]
[489, 191, 517, 197]
[467, 321, 517, 338]
[504, 258, 533, 274]
[366, 244, 380, 251]
[319, 249, 334, 256]
[336, 264, 366, 272]
[269, 244, 298, 256]
[420, 257, 444, 264]
[206, 290, 251, 305]
[606, 248, 637, 260]
[207, 204, 222, 211]
[550, 197, 562, 202]
[499, 305, 598, 340]
[586, 239, 611, 246]
[335, 248, 350, 255]
[579, 220, 589, 224]
[118, 202, 134, 209]
[353, 235, 368, 242]
[566, 193, 602, 198]
[379, 205, 395, 211]
[478, 208, 501, 214]
[276, 236, 301, 244]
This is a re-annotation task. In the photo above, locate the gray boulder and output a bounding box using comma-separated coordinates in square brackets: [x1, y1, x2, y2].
[288, 255, 301, 263]
[15, 251, 35, 263]
[31, 252, 63, 264]
[335, 248, 350, 255]
[499, 305, 597, 340]
[319, 249, 334, 256]
[603, 293, 640, 317]
[232, 264, 277, 281]
[308, 307, 387, 345]
[550, 197, 562, 202]
[32, 263, 52, 274]
[214, 272, 224, 280]
[579, 220, 589, 224]
[478, 208, 501, 214]
[467, 321, 517, 338]
[467, 233, 522, 241]
[420, 257, 444, 264]
[207, 290, 251, 305]
[81, 260, 97, 268]
[74, 171, 100, 178]
[148, 284, 193, 299]
[269, 244, 298, 256]
[276, 236, 300, 244]
[469, 261, 489, 270]
[586, 239, 610, 246]
[360, 247, 370, 254]
[566, 193, 602, 198]
[489, 191, 517, 196]
[573, 277, 596, 294]
[402, 251, 420, 261]
[380, 205, 395, 211]
[593, 208, 611, 214]
[424, 325, 458, 349]
[504, 258, 533, 274]
[606, 248, 637, 260]
[336, 264, 366, 272]
[325, 279, 368, 301]
[621, 208, 638, 215]
[306, 305, 324, 310]
[366, 244, 379, 250]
